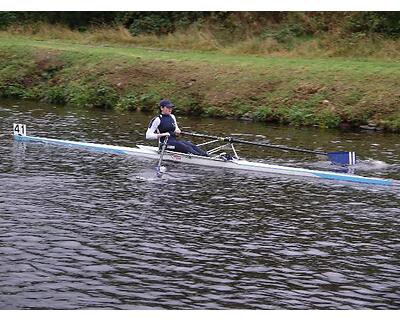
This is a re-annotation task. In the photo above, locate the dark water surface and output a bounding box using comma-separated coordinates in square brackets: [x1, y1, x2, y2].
[0, 100, 399, 309]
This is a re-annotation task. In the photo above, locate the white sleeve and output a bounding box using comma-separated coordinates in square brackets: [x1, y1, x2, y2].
[145, 117, 161, 140]
[171, 114, 180, 130]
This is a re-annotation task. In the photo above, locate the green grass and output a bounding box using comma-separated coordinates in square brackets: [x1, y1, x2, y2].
[0, 35, 399, 132]
[2, 36, 399, 76]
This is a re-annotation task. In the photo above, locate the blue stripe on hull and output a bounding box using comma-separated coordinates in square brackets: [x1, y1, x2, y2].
[313, 172, 392, 186]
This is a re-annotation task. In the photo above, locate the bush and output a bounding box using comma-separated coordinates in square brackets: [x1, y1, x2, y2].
[343, 104, 375, 125]
[115, 92, 139, 111]
[41, 86, 67, 104]
[253, 106, 273, 121]
[183, 101, 204, 115]
[129, 14, 175, 36]
[169, 94, 204, 115]
[0, 12, 17, 29]
[276, 106, 314, 126]
[380, 112, 400, 132]
[115, 92, 160, 112]
[127, 12, 208, 36]
[137, 92, 160, 112]
[0, 83, 25, 98]
[65, 83, 119, 108]
[93, 84, 119, 108]
[315, 108, 341, 128]
[344, 12, 400, 37]
[204, 106, 227, 118]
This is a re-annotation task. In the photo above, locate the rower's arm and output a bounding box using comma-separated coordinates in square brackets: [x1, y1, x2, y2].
[171, 114, 181, 134]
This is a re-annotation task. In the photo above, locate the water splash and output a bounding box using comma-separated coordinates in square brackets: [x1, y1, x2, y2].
[354, 158, 393, 172]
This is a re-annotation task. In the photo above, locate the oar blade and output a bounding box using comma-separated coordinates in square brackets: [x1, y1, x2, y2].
[327, 152, 357, 166]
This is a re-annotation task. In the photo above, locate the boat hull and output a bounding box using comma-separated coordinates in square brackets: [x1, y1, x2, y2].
[14, 134, 394, 186]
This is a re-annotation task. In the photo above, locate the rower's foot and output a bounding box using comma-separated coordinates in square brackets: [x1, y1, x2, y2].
[219, 152, 234, 161]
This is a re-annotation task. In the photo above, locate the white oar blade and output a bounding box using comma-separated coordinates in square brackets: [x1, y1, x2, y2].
[327, 152, 357, 166]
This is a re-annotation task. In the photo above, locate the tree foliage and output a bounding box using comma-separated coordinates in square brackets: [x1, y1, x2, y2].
[1, 12, 399, 37]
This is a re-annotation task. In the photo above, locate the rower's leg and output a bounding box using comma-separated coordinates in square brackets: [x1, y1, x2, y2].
[167, 140, 191, 154]
[180, 141, 209, 157]
[168, 140, 209, 157]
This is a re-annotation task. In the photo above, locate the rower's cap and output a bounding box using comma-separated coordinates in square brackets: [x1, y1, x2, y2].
[160, 99, 175, 108]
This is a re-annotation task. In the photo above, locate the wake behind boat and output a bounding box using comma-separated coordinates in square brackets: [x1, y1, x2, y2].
[12, 124, 396, 186]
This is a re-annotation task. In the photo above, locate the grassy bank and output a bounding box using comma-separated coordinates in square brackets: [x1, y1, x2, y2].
[3, 21, 400, 60]
[0, 35, 399, 131]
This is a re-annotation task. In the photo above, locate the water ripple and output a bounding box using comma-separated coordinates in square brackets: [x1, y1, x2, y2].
[1, 100, 399, 309]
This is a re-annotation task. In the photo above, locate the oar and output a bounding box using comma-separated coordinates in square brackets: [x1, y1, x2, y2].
[156, 136, 169, 177]
[182, 131, 356, 166]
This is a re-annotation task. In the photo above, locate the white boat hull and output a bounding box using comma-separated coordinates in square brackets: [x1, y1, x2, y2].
[14, 134, 395, 186]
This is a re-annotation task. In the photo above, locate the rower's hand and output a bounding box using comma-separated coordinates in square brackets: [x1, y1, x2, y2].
[159, 132, 170, 138]
[175, 128, 181, 135]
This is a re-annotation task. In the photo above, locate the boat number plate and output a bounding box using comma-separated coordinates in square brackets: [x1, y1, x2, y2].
[13, 123, 26, 136]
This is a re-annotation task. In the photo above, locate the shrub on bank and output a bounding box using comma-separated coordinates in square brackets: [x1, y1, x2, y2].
[57, 83, 118, 109]
[384, 112, 400, 131]
[41, 86, 67, 104]
[0, 44, 399, 132]
[253, 106, 273, 121]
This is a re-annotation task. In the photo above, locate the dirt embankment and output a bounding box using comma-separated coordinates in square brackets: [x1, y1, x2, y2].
[0, 40, 399, 132]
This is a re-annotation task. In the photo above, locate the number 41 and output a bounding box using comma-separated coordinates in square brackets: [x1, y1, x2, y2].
[13, 123, 26, 136]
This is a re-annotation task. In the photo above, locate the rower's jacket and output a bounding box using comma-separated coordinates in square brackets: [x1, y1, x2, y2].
[146, 114, 178, 143]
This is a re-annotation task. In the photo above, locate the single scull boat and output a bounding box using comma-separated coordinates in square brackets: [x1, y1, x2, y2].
[12, 124, 396, 186]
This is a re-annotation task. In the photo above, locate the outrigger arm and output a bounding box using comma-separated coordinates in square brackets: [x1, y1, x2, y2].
[182, 131, 356, 166]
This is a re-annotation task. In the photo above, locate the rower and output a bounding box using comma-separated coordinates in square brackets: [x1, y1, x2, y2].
[145, 99, 209, 157]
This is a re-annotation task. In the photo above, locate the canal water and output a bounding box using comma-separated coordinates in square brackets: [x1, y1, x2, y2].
[0, 99, 399, 309]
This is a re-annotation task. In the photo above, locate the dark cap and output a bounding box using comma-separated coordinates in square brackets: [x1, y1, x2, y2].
[160, 99, 175, 108]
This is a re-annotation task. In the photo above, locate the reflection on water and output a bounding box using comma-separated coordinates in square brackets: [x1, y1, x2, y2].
[0, 99, 399, 309]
